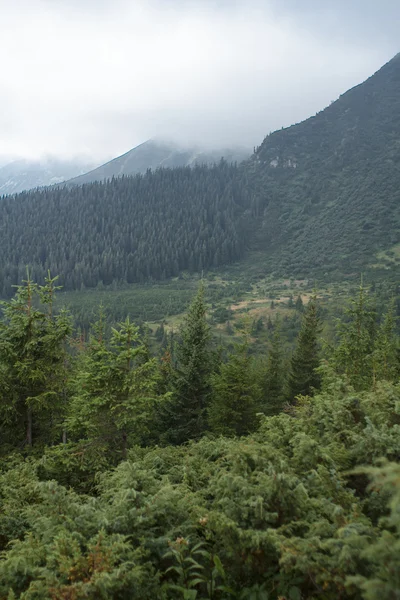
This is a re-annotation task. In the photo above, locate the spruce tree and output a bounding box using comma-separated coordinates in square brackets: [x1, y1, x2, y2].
[0, 273, 71, 447]
[373, 299, 399, 384]
[295, 295, 304, 312]
[263, 321, 285, 415]
[208, 340, 260, 436]
[68, 314, 161, 460]
[159, 283, 212, 445]
[287, 294, 321, 402]
[333, 283, 377, 390]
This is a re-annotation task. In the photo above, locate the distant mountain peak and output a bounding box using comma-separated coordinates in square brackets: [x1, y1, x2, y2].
[67, 140, 250, 186]
[0, 156, 97, 196]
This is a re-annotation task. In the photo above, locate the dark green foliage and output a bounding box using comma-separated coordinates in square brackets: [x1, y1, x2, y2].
[262, 321, 285, 415]
[373, 299, 400, 383]
[208, 340, 260, 436]
[0, 162, 248, 296]
[333, 286, 400, 392]
[68, 313, 162, 460]
[1, 277, 400, 598]
[0, 273, 71, 448]
[159, 284, 213, 444]
[1, 376, 400, 598]
[347, 461, 400, 599]
[295, 295, 304, 312]
[249, 53, 400, 277]
[286, 295, 321, 401]
[333, 284, 377, 390]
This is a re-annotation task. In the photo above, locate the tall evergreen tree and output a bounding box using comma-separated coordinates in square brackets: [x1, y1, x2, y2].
[159, 283, 212, 445]
[208, 340, 260, 436]
[295, 295, 304, 312]
[68, 315, 161, 460]
[0, 273, 71, 447]
[333, 284, 377, 390]
[287, 294, 321, 402]
[372, 298, 399, 384]
[263, 321, 285, 415]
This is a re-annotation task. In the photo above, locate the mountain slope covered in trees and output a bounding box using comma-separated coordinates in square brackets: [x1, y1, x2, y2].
[68, 139, 250, 186]
[248, 52, 400, 275]
[0, 163, 250, 296]
[0, 54, 399, 294]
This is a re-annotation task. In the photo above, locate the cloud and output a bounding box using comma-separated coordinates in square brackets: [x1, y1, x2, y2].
[0, 0, 398, 160]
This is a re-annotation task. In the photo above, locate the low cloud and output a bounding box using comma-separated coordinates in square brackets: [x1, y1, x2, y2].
[0, 0, 398, 160]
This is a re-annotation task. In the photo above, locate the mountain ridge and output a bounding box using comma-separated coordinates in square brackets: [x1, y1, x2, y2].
[245, 52, 400, 275]
[0, 53, 398, 294]
[67, 139, 251, 186]
[0, 157, 96, 196]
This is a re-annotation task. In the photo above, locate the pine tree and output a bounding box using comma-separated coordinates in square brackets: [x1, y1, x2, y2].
[68, 315, 161, 459]
[263, 321, 285, 415]
[287, 294, 321, 402]
[155, 322, 165, 342]
[159, 283, 212, 444]
[373, 299, 399, 384]
[0, 273, 71, 447]
[333, 283, 377, 390]
[295, 295, 304, 312]
[208, 340, 260, 436]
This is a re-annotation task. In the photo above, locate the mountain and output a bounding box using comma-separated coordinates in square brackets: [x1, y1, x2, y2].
[247, 52, 400, 276]
[0, 54, 398, 295]
[0, 157, 96, 196]
[67, 139, 250, 185]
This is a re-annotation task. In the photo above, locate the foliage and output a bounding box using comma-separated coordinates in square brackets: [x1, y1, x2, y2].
[0, 273, 71, 448]
[286, 295, 321, 402]
[347, 461, 400, 599]
[262, 321, 285, 415]
[0, 278, 400, 598]
[67, 312, 163, 459]
[208, 340, 261, 436]
[158, 284, 213, 445]
[0, 163, 248, 296]
[332, 285, 399, 390]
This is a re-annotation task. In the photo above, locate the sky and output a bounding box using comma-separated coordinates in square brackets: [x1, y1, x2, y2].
[0, 0, 399, 163]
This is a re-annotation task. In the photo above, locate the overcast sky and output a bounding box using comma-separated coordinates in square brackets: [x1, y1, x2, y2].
[0, 0, 399, 163]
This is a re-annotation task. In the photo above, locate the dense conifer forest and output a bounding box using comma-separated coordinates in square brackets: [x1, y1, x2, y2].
[1, 276, 400, 599]
[0, 163, 250, 296]
[0, 55, 399, 297]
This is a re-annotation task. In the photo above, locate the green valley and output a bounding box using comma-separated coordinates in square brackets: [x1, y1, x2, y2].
[1, 49, 400, 600]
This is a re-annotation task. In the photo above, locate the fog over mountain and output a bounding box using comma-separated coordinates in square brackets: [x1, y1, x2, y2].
[0, 0, 398, 163]
[0, 157, 96, 196]
[67, 140, 250, 186]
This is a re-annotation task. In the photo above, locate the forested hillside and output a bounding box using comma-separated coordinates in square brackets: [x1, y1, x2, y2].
[0, 54, 399, 292]
[1, 278, 400, 599]
[0, 163, 250, 296]
[248, 53, 400, 275]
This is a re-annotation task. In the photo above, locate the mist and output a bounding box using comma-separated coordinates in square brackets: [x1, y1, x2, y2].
[0, 0, 398, 161]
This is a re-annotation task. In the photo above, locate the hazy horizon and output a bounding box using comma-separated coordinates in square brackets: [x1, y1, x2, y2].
[0, 0, 398, 163]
